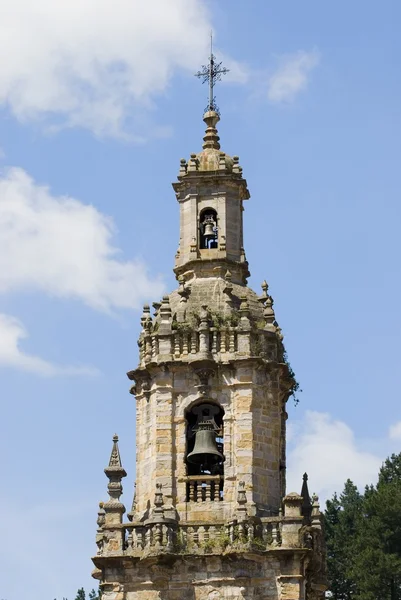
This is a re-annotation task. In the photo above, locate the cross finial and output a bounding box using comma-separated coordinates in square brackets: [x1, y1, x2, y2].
[195, 32, 229, 114]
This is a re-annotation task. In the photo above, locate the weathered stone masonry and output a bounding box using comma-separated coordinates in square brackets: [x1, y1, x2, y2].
[92, 109, 327, 600]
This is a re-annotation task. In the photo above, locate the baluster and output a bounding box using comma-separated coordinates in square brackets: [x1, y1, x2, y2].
[174, 334, 181, 357]
[211, 328, 218, 353]
[272, 522, 278, 547]
[154, 523, 162, 547]
[145, 526, 151, 548]
[229, 523, 235, 543]
[193, 526, 199, 547]
[145, 335, 152, 361]
[191, 331, 197, 354]
[182, 333, 189, 355]
[210, 479, 215, 501]
[199, 525, 205, 545]
[191, 480, 197, 502]
[126, 527, 133, 550]
[187, 526, 193, 548]
[248, 522, 254, 544]
[165, 524, 173, 551]
[139, 339, 145, 363]
[220, 328, 227, 353]
[229, 328, 235, 352]
[205, 480, 212, 501]
[151, 335, 157, 358]
[262, 523, 268, 545]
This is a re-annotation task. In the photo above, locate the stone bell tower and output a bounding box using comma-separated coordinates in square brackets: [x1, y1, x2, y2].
[92, 96, 327, 599]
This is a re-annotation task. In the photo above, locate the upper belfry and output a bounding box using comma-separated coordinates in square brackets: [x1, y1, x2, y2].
[173, 110, 250, 282]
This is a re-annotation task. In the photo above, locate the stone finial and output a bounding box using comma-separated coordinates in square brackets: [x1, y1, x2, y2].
[149, 483, 165, 523]
[104, 434, 127, 521]
[223, 270, 233, 295]
[177, 274, 189, 301]
[239, 296, 250, 328]
[199, 304, 209, 326]
[127, 483, 137, 522]
[158, 295, 172, 335]
[260, 280, 268, 298]
[154, 483, 164, 509]
[179, 158, 187, 176]
[233, 155, 241, 174]
[95, 501, 106, 556]
[237, 481, 247, 505]
[97, 501, 106, 529]
[218, 151, 226, 171]
[152, 301, 161, 318]
[202, 111, 221, 150]
[257, 281, 277, 333]
[311, 494, 322, 530]
[140, 304, 152, 329]
[187, 153, 199, 172]
[108, 434, 123, 467]
[301, 473, 312, 521]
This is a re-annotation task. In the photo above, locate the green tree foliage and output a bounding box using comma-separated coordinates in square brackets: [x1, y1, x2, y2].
[325, 480, 362, 599]
[75, 589, 86, 600]
[325, 453, 401, 600]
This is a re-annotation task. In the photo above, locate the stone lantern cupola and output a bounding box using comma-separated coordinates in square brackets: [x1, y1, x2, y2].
[174, 109, 249, 283]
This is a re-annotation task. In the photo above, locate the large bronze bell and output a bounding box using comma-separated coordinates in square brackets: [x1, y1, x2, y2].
[187, 419, 224, 465]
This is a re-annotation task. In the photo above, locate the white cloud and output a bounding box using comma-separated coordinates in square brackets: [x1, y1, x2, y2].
[287, 411, 382, 503]
[0, 167, 164, 312]
[389, 421, 401, 440]
[267, 50, 319, 104]
[0, 0, 245, 138]
[0, 313, 98, 376]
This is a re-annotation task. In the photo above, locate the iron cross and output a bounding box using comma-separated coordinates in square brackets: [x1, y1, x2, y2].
[195, 33, 229, 114]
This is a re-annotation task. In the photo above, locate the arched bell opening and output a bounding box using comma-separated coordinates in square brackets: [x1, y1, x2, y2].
[199, 208, 218, 249]
[185, 402, 225, 502]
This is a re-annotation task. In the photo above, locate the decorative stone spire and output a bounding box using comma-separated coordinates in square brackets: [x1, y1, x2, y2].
[127, 483, 137, 522]
[104, 434, 127, 524]
[301, 472, 312, 521]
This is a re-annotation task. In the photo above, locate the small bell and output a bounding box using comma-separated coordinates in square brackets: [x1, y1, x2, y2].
[203, 220, 215, 236]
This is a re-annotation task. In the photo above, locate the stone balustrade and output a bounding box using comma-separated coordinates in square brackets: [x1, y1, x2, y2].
[185, 475, 224, 502]
[138, 327, 280, 367]
[97, 516, 287, 558]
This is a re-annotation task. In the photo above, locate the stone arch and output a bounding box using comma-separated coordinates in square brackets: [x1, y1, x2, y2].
[199, 207, 218, 249]
[184, 398, 225, 485]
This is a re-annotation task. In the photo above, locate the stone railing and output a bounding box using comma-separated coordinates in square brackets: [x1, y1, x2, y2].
[138, 327, 241, 365]
[96, 516, 285, 558]
[185, 475, 223, 502]
[123, 521, 175, 554]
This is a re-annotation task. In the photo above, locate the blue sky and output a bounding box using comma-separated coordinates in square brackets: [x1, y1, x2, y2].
[0, 1, 400, 599]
